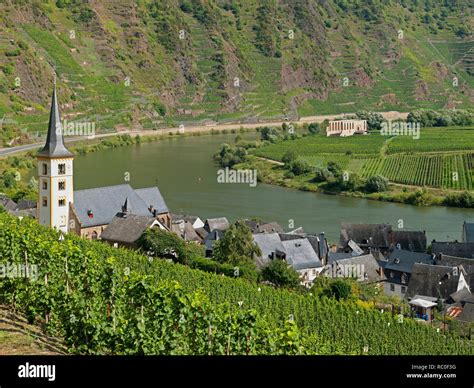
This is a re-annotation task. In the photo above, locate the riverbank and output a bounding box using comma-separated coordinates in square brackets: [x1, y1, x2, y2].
[8, 131, 470, 242]
[0, 127, 255, 201]
[238, 156, 473, 209]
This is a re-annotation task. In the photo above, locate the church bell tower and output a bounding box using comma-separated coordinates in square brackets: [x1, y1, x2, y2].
[37, 81, 74, 233]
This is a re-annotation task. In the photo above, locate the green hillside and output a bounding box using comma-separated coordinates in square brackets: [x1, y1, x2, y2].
[0, 0, 472, 146]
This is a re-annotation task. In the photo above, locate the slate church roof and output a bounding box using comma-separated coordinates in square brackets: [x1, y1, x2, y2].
[38, 84, 74, 158]
[73, 184, 168, 227]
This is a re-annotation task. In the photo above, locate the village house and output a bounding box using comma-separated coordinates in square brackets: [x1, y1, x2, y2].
[101, 213, 167, 249]
[339, 223, 427, 257]
[243, 219, 284, 234]
[431, 241, 474, 259]
[204, 217, 230, 233]
[391, 230, 427, 252]
[0, 195, 37, 218]
[407, 263, 468, 301]
[252, 232, 323, 287]
[279, 232, 329, 265]
[435, 254, 474, 292]
[36, 84, 171, 239]
[171, 214, 204, 230]
[0, 195, 19, 212]
[326, 119, 367, 137]
[445, 289, 474, 324]
[171, 219, 202, 243]
[282, 239, 323, 287]
[339, 223, 393, 256]
[380, 249, 434, 297]
[203, 229, 225, 257]
[323, 253, 385, 283]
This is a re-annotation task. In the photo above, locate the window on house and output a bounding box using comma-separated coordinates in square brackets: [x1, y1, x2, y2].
[60, 215, 66, 227]
[42, 180, 47, 190]
[401, 286, 406, 294]
[42, 163, 47, 175]
[58, 163, 66, 175]
[42, 197, 47, 207]
[58, 180, 66, 190]
[390, 284, 395, 292]
[389, 271, 394, 279]
[58, 198, 66, 207]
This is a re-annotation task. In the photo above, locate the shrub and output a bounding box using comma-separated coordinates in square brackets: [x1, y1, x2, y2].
[214, 143, 247, 167]
[325, 279, 352, 301]
[282, 150, 297, 164]
[314, 167, 333, 182]
[261, 259, 300, 288]
[365, 175, 389, 193]
[289, 158, 312, 176]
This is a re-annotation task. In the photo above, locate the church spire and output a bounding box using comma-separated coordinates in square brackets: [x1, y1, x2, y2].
[38, 81, 73, 158]
[122, 197, 129, 214]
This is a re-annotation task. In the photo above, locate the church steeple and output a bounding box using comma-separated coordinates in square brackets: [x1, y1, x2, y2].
[38, 80, 73, 158]
[37, 81, 75, 234]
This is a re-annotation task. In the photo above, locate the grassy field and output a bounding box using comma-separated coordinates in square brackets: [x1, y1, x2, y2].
[254, 126, 474, 191]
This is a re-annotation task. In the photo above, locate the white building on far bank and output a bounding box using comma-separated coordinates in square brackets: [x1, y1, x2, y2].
[326, 120, 367, 137]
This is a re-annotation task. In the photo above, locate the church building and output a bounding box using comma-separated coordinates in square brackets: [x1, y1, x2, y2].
[37, 84, 171, 239]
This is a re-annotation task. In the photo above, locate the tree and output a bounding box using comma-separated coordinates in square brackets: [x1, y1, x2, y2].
[282, 150, 297, 164]
[456, 25, 470, 38]
[137, 228, 189, 264]
[356, 111, 384, 130]
[327, 161, 342, 178]
[289, 158, 312, 176]
[261, 259, 300, 288]
[325, 279, 352, 301]
[214, 143, 247, 167]
[308, 123, 320, 134]
[338, 172, 361, 191]
[259, 126, 280, 142]
[444, 191, 474, 208]
[314, 167, 333, 182]
[1, 171, 17, 189]
[365, 175, 389, 193]
[28, 176, 37, 190]
[212, 221, 261, 266]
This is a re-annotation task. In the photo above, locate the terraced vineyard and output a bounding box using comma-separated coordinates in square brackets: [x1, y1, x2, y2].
[254, 127, 474, 190]
[1, 213, 472, 355]
[255, 134, 386, 160]
[379, 154, 474, 190]
[387, 128, 474, 154]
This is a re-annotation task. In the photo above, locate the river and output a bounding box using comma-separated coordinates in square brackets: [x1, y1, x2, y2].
[70, 133, 473, 243]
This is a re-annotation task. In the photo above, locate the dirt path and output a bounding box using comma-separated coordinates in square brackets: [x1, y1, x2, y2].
[0, 305, 66, 355]
[255, 156, 284, 165]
